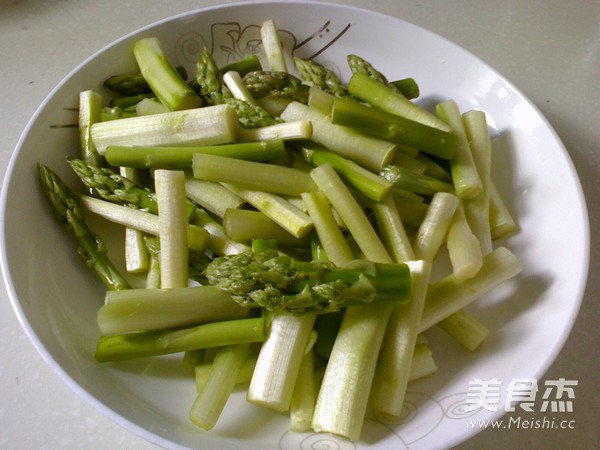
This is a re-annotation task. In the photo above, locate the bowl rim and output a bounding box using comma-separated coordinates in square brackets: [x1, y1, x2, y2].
[0, 1, 591, 448]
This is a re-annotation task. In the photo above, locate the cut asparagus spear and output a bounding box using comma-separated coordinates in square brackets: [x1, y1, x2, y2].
[37, 163, 130, 291]
[90, 104, 240, 154]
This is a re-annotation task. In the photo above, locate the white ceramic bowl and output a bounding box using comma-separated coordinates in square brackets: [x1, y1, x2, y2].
[1, 1, 589, 449]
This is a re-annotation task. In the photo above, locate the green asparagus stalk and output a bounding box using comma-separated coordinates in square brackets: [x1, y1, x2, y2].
[95, 317, 265, 362]
[194, 351, 258, 391]
[119, 166, 151, 274]
[371, 195, 415, 263]
[248, 312, 316, 411]
[419, 246, 522, 332]
[195, 47, 231, 105]
[413, 192, 459, 261]
[78, 90, 104, 166]
[489, 180, 518, 239]
[222, 184, 313, 239]
[306, 85, 335, 115]
[133, 37, 202, 111]
[222, 70, 256, 104]
[436, 100, 482, 200]
[300, 191, 354, 266]
[370, 259, 432, 418]
[293, 57, 349, 97]
[188, 209, 249, 257]
[192, 153, 317, 196]
[310, 164, 392, 263]
[243, 70, 309, 103]
[221, 53, 263, 77]
[312, 303, 392, 440]
[223, 208, 311, 248]
[97, 285, 248, 334]
[154, 170, 188, 288]
[103, 72, 152, 96]
[390, 188, 429, 228]
[390, 77, 420, 100]
[280, 101, 397, 172]
[290, 348, 316, 432]
[190, 343, 251, 430]
[297, 142, 393, 202]
[416, 153, 452, 182]
[225, 98, 279, 129]
[185, 177, 246, 219]
[437, 309, 490, 351]
[331, 96, 458, 159]
[261, 19, 288, 72]
[103, 67, 188, 96]
[104, 139, 287, 170]
[68, 158, 196, 220]
[36, 163, 131, 291]
[379, 164, 455, 196]
[79, 195, 209, 252]
[237, 119, 312, 143]
[446, 200, 483, 279]
[462, 110, 493, 254]
[408, 338, 438, 381]
[90, 104, 240, 154]
[348, 72, 451, 131]
[347, 54, 399, 91]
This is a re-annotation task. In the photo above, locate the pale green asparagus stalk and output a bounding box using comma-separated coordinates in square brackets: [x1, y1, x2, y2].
[154, 170, 188, 288]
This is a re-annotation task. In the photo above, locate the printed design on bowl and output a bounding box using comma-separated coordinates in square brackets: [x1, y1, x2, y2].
[51, 20, 352, 129]
[173, 19, 352, 76]
[276, 390, 481, 449]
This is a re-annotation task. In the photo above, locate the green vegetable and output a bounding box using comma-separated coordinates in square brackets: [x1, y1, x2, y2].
[222, 208, 311, 248]
[204, 249, 411, 314]
[419, 246, 523, 332]
[221, 184, 313, 239]
[185, 177, 246, 220]
[348, 72, 451, 131]
[247, 312, 316, 411]
[90, 104, 240, 154]
[133, 37, 202, 111]
[225, 98, 280, 129]
[154, 169, 189, 288]
[243, 70, 309, 103]
[104, 139, 287, 169]
[103, 66, 188, 96]
[78, 90, 104, 166]
[67, 158, 197, 220]
[261, 19, 288, 72]
[195, 47, 231, 105]
[297, 141, 393, 202]
[380, 164, 455, 196]
[95, 317, 266, 362]
[37, 163, 131, 291]
[370, 259, 432, 419]
[293, 57, 349, 97]
[79, 195, 209, 252]
[192, 153, 317, 196]
[280, 101, 397, 172]
[190, 344, 251, 430]
[331, 96, 458, 159]
[221, 53, 263, 77]
[436, 99, 482, 199]
[97, 285, 248, 334]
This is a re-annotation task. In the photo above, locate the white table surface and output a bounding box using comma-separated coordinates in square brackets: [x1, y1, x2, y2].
[1, 1, 598, 449]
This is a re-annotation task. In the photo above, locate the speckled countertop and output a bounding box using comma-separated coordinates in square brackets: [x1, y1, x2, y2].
[0, 1, 598, 449]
